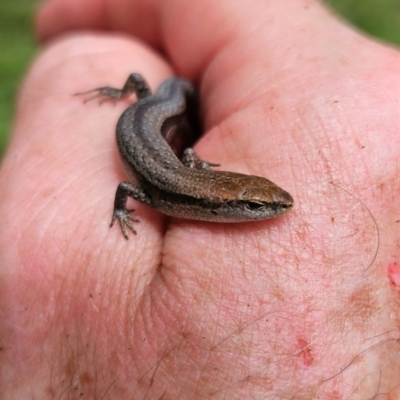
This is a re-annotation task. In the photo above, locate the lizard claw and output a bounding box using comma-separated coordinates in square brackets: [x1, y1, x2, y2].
[110, 208, 141, 239]
[74, 87, 124, 105]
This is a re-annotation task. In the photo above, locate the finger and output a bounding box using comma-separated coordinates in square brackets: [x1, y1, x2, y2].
[0, 33, 171, 292]
[36, 1, 340, 79]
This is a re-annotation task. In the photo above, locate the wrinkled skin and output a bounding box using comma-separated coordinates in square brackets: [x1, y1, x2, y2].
[1, 0, 400, 398]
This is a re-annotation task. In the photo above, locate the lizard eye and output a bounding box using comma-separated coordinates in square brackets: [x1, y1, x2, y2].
[245, 201, 265, 211]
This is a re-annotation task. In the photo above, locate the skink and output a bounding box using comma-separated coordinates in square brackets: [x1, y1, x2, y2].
[78, 73, 293, 239]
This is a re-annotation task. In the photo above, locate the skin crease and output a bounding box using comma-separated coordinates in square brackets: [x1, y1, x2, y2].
[1, 0, 400, 398]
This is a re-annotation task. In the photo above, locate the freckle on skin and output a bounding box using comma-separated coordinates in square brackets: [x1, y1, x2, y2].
[388, 263, 400, 287]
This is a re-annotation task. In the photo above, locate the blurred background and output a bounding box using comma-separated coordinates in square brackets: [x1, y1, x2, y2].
[1, 0, 400, 158]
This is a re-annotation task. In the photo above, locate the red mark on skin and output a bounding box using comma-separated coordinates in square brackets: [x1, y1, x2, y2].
[298, 339, 314, 366]
[388, 263, 400, 287]
[317, 392, 342, 400]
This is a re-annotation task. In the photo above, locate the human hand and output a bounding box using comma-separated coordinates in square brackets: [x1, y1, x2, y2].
[1, 1, 400, 398]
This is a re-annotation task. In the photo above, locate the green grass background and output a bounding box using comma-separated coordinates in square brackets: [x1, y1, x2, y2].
[1, 0, 400, 158]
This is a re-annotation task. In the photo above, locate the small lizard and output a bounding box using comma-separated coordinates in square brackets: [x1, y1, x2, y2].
[77, 73, 293, 239]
